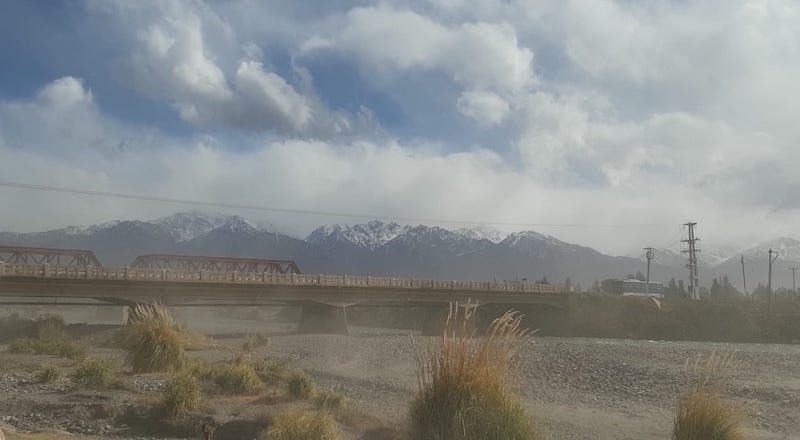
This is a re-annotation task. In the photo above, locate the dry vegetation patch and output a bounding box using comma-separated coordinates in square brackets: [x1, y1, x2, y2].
[410, 304, 541, 440]
[7, 318, 86, 360]
[287, 369, 314, 399]
[162, 371, 202, 416]
[672, 352, 746, 440]
[71, 357, 116, 389]
[116, 304, 188, 373]
[262, 410, 341, 440]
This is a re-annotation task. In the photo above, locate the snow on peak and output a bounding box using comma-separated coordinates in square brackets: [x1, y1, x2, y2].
[454, 225, 505, 243]
[153, 212, 235, 241]
[307, 220, 409, 250]
[742, 237, 800, 262]
[63, 220, 121, 235]
[216, 216, 261, 235]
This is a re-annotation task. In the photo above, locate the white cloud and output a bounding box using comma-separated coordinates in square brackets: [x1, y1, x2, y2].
[232, 61, 311, 132]
[104, 0, 345, 134]
[37, 77, 94, 106]
[6, 0, 800, 256]
[456, 90, 509, 125]
[307, 6, 535, 93]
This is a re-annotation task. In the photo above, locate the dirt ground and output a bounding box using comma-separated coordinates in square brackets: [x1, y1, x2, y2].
[1, 308, 799, 439]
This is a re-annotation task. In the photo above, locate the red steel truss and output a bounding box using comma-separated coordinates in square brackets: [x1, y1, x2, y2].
[130, 253, 301, 274]
[0, 246, 102, 266]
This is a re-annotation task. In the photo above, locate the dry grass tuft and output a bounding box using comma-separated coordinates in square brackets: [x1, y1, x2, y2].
[286, 369, 314, 399]
[7, 320, 86, 360]
[410, 302, 541, 440]
[673, 352, 745, 440]
[116, 303, 188, 373]
[36, 365, 62, 383]
[262, 410, 341, 440]
[215, 361, 264, 394]
[314, 389, 346, 410]
[71, 357, 115, 389]
[673, 388, 745, 440]
[162, 371, 202, 416]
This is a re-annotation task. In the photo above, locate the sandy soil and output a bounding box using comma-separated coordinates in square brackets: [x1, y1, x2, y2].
[1, 310, 799, 439]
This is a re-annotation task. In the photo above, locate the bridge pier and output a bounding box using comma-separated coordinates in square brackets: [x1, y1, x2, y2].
[92, 306, 129, 325]
[297, 302, 349, 335]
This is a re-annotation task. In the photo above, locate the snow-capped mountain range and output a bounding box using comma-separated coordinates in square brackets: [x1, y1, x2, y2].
[2, 212, 799, 289]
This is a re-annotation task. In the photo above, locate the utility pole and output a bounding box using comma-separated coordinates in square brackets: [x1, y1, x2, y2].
[768, 248, 779, 293]
[681, 222, 700, 300]
[791, 267, 798, 295]
[741, 255, 748, 298]
[643, 247, 655, 296]
[768, 248, 779, 311]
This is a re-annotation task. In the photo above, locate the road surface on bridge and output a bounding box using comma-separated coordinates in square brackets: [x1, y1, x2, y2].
[0, 263, 567, 308]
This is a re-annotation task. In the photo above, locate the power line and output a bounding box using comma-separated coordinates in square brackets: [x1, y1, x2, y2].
[0, 180, 673, 229]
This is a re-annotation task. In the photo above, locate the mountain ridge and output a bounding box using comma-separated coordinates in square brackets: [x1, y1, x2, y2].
[2, 212, 799, 289]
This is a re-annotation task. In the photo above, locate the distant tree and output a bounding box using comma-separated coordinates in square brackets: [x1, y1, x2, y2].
[753, 283, 770, 299]
[710, 278, 721, 298]
[635, 270, 646, 281]
[665, 278, 679, 299]
[677, 280, 688, 299]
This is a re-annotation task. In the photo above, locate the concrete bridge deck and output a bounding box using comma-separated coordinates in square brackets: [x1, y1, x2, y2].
[0, 263, 566, 307]
[0, 263, 568, 333]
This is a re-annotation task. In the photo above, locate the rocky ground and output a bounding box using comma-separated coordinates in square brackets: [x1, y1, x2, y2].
[1, 311, 799, 440]
[264, 332, 800, 440]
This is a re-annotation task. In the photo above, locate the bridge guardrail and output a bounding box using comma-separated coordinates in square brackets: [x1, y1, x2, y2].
[0, 263, 562, 294]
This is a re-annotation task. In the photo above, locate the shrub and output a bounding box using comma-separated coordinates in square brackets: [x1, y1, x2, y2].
[673, 388, 744, 440]
[117, 303, 187, 373]
[409, 304, 541, 440]
[314, 389, 345, 410]
[37, 365, 62, 383]
[7, 337, 36, 353]
[215, 362, 263, 394]
[286, 370, 314, 399]
[71, 357, 115, 389]
[163, 372, 202, 416]
[262, 410, 341, 440]
[253, 359, 288, 385]
[6, 319, 86, 360]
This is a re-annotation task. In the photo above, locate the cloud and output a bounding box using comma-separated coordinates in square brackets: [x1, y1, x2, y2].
[0, 75, 794, 255]
[4, 0, 800, 256]
[232, 61, 311, 132]
[456, 90, 509, 125]
[100, 0, 354, 135]
[37, 77, 94, 106]
[306, 6, 535, 93]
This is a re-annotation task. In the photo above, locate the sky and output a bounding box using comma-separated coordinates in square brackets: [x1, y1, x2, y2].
[1, 0, 799, 256]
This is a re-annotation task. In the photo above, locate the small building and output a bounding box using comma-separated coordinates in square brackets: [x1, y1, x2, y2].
[621, 279, 664, 298]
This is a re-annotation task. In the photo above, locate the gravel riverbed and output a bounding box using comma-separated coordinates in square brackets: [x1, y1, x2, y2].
[266, 333, 800, 440]
[2, 323, 798, 439]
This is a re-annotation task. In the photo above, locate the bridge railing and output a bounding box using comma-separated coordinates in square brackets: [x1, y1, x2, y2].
[0, 263, 562, 294]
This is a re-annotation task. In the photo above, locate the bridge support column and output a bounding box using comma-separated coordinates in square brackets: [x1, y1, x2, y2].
[93, 306, 129, 325]
[297, 302, 349, 335]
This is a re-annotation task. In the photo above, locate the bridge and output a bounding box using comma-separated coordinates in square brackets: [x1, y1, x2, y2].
[0, 246, 567, 333]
